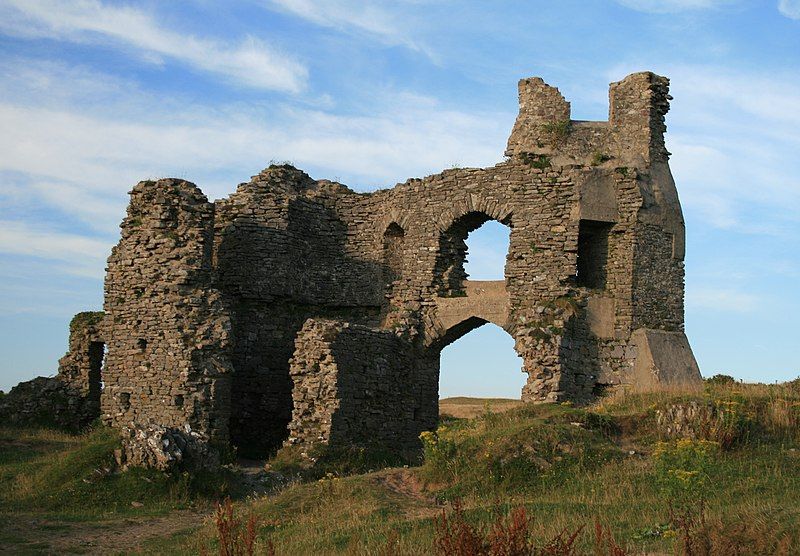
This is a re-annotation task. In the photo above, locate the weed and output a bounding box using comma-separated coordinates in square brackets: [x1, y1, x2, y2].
[68, 312, 104, 336]
[210, 497, 267, 556]
[590, 152, 612, 166]
[653, 439, 719, 514]
[433, 501, 631, 555]
[540, 120, 572, 144]
[520, 152, 551, 170]
[267, 160, 295, 170]
[433, 499, 486, 555]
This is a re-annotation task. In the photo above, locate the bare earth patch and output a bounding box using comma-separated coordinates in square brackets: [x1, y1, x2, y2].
[0, 509, 208, 555]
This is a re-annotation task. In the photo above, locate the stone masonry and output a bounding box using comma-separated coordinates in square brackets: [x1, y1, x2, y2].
[3, 72, 701, 467]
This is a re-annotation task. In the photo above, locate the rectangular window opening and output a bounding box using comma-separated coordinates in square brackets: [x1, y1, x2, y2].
[576, 220, 613, 289]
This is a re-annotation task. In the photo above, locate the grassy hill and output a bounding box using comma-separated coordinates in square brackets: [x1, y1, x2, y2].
[2, 378, 800, 554]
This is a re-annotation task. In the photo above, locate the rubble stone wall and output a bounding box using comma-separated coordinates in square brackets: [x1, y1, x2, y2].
[287, 319, 438, 458]
[102, 179, 234, 458]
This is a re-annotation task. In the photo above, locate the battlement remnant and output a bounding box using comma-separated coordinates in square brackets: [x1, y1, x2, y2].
[4, 72, 700, 468]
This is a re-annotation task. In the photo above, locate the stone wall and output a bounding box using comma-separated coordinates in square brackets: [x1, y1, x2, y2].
[286, 319, 437, 459]
[27, 70, 701, 467]
[102, 179, 234, 465]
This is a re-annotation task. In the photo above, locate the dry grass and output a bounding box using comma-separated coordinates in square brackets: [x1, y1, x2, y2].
[440, 397, 523, 419]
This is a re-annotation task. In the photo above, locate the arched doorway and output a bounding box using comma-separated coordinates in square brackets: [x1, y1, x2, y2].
[439, 322, 525, 399]
[433, 211, 523, 411]
[433, 211, 511, 296]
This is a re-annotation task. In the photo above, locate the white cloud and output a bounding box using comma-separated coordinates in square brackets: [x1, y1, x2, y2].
[686, 286, 759, 313]
[779, 0, 800, 19]
[264, 0, 435, 59]
[0, 220, 110, 278]
[614, 0, 738, 13]
[0, 0, 308, 92]
[0, 57, 510, 276]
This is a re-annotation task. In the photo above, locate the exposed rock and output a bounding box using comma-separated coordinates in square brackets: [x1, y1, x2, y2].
[116, 424, 219, 472]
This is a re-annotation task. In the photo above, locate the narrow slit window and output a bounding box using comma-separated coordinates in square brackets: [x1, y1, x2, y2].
[383, 222, 405, 288]
[88, 341, 105, 405]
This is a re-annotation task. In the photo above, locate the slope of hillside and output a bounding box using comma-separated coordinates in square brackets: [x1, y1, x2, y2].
[2, 378, 800, 554]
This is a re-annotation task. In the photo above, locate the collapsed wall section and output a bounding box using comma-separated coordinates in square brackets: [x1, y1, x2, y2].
[103, 179, 233, 467]
[286, 319, 438, 459]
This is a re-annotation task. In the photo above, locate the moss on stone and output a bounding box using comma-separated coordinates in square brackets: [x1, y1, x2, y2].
[69, 311, 104, 337]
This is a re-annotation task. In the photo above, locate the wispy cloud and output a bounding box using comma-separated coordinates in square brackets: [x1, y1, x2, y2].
[0, 220, 109, 278]
[779, 0, 800, 19]
[614, 0, 738, 13]
[264, 0, 435, 59]
[0, 57, 509, 277]
[606, 63, 800, 235]
[0, 0, 308, 92]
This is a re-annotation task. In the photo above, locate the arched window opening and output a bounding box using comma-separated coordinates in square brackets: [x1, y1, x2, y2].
[435, 212, 511, 296]
[576, 219, 613, 289]
[438, 323, 525, 415]
[383, 222, 405, 291]
[464, 220, 511, 281]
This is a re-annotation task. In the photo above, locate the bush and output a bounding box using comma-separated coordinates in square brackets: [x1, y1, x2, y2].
[705, 374, 736, 386]
[653, 439, 720, 514]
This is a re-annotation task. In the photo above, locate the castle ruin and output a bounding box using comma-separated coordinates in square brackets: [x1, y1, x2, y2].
[1, 72, 701, 468]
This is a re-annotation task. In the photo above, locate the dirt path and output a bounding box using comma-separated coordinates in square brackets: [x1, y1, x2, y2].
[0, 459, 285, 554]
[371, 468, 442, 519]
[1, 508, 209, 554]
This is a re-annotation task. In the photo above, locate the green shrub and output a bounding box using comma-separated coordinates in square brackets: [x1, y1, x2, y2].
[706, 374, 736, 386]
[653, 439, 720, 512]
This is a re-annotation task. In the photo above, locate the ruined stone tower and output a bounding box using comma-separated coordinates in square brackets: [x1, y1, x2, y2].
[18, 72, 702, 467]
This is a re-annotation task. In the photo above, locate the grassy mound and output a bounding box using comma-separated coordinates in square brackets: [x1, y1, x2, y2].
[3, 379, 800, 554]
[0, 426, 228, 521]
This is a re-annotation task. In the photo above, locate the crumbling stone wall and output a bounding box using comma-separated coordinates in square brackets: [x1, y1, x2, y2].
[32, 71, 701, 466]
[102, 179, 234, 466]
[286, 319, 437, 458]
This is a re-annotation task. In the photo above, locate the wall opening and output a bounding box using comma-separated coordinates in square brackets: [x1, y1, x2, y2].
[382, 222, 405, 300]
[87, 341, 105, 409]
[438, 322, 525, 414]
[464, 220, 511, 281]
[576, 220, 613, 289]
[435, 212, 511, 295]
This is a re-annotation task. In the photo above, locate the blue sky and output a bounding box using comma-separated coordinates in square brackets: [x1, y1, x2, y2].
[0, 0, 798, 396]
